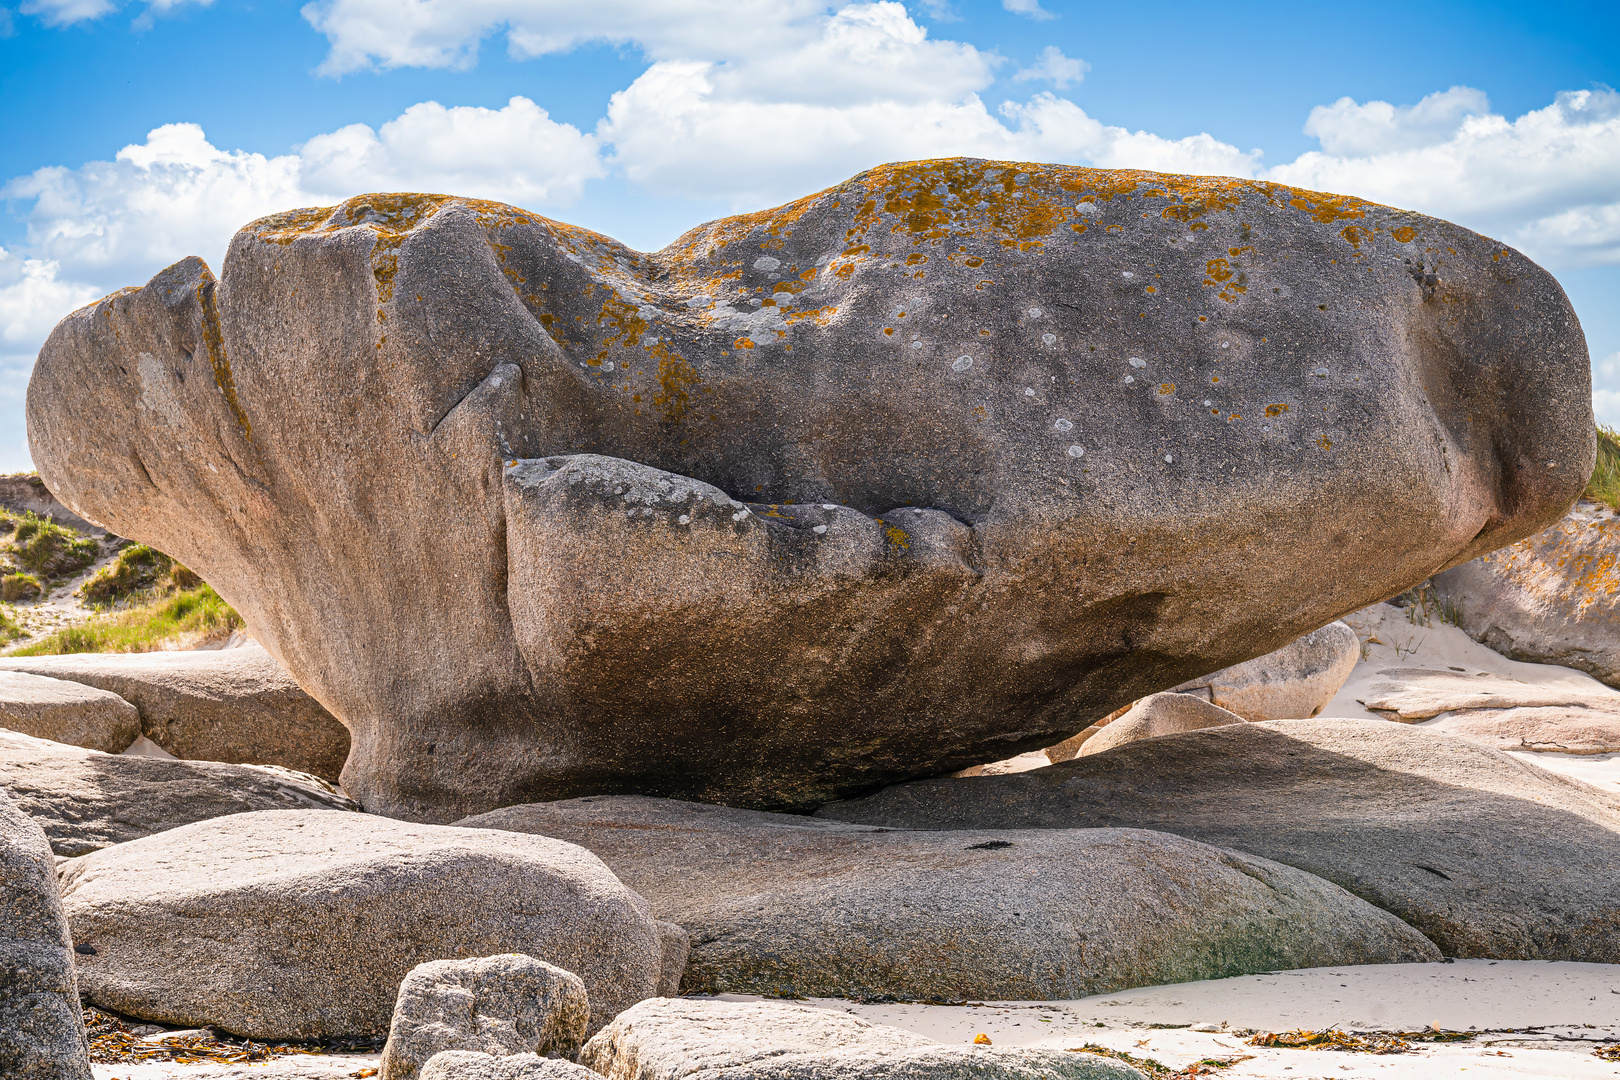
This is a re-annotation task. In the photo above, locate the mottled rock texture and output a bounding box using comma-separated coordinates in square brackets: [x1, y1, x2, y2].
[0, 729, 356, 856]
[59, 810, 669, 1039]
[579, 999, 1146, 1080]
[819, 719, 1620, 961]
[26, 160, 1593, 820]
[0, 788, 91, 1080]
[1077, 692, 1246, 757]
[460, 795, 1437, 999]
[0, 671, 141, 754]
[1434, 500, 1620, 688]
[0, 646, 348, 781]
[380, 954, 589, 1080]
[423, 1052, 603, 1080]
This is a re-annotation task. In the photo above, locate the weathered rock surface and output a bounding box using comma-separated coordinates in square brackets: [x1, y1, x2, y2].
[0, 788, 92, 1080]
[0, 671, 141, 753]
[1359, 667, 1620, 754]
[1435, 499, 1620, 688]
[1077, 692, 1245, 757]
[579, 999, 1146, 1080]
[0, 646, 348, 780]
[459, 795, 1436, 999]
[380, 955, 589, 1080]
[819, 719, 1620, 961]
[0, 729, 356, 856]
[59, 810, 668, 1039]
[422, 1051, 610, 1080]
[1168, 620, 1360, 721]
[26, 163, 1593, 819]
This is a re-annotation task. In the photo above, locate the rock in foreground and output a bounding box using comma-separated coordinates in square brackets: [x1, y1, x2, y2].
[0, 729, 356, 856]
[0, 788, 91, 1080]
[459, 795, 1437, 1000]
[423, 1052, 603, 1080]
[59, 810, 671, 1039]
[819, 719, 1620, 962]
[579, 998, 1146, 1080]
[381, 955, 589, 1080]
[0, 671, 141, 754]
[26, 162, 1592, 819]
[0, 646, 348, 781]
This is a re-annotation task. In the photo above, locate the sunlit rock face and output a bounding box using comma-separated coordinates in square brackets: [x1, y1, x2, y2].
[26, 158, 1593, 821]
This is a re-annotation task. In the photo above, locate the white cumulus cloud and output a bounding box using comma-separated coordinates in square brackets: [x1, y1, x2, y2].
[1001, 0, 1054, 19]
[1013, 45, 1087, 90]
[1302, 86, 1490, 157]
[19, 0, 209, 26]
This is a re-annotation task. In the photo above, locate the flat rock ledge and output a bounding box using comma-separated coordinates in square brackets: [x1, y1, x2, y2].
[459, 795, 1437, 1000]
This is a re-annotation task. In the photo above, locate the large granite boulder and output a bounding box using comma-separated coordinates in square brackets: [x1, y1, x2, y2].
[1434, 499, 1620, 688]
[579, 999, 1146, 1080]
[0, 646, 348, 781]
[59, 810, 673, 1040]
[0, 729, 356, 856]
[459, 795, 1437, 999]
[818, 719, 1620, 962]
[25, 162, 1593, 820]
[0, 671, 141, 753]
[0, 788, 91, 1080]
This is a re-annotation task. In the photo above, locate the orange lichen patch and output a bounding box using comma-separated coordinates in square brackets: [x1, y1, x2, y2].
[196, 272, 250, 444]
[1340, 225, 1373, 248]
[906, 253, 928, 266]
[1145, 285, 1158, 294]
[1317, 433, 1333, 450]
[1228, 246, 1254, 258]
[1158, 383, 1175, 395]
[833, 262, 857, 279]
[963, 256, 984, 268]
[883, 327, 895, 336]
[1390, 226, 1417, 243]
[1265, 403, 1289, 418]
[973, 404, 988, 420]
[876, 520, 912, 551]
[800, 267, 818, 281]
[784, 305, 838, 327]
[650, 344, 701, 425]
[1229, 413, 1242, 421]
[734, 338, 756, 349]
[1204, 258, 1234, 283]
[773, 281, 804, 295]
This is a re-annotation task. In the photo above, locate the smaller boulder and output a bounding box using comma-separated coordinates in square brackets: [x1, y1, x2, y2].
[578, 999, 1146, 1080]
[0, 730, 356, 856]
[423, 1051, 606, 1080]
[0, 671, 140, 754]
[0, 645, 349, 780]
[0, 788, 92, 1080]
[1169, 620, 1361, 722]
[1358, 667, 1620, 753]
[380, 954, 589, 1080]
[1078, 693, 1245, 758]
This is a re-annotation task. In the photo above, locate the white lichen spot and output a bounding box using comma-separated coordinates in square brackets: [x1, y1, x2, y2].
[1027, 307, 1043, 319]
[1122, 271, 1135, 280]
[732, 509, 750, 522]
[1067, 445, 1085, 458]
[911, 341, 924, 350]
[678, 514, 691, 525]
[1164, 454, 1173, 463]
[749, 298, 763, 307]
[1129, 357, 1147, 369]
[754, 256, 781, 271]
[614, 487, 625, 495]
[1041, 333, 1057, 345]
[821, 504, 836, 510]
[1220, 342, 1230, 349]
[603, 361, 615, 372]
[812, 524, 828, 534]
[1202, 399, 1212, 406]
[1025, 388, 1036, 397]
[1314, 366, 1330, 377]
[1125, 375, 1136, 385]
[952, 356, 973, 372]
[1054, 418, 1074, 432]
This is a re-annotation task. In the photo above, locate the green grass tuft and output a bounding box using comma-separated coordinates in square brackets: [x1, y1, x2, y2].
[1, 572, 43, 603]
[79, 543, 198, 605]
[7, 583, 244, 656]
[1585, 424, 1620, 512]
[0, 510, 99, 579]
[0, 605, 20, 647]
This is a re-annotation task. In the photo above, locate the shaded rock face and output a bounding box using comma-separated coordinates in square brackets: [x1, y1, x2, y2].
[26, 160, 1593, 820]
[818, 719, 1620, 962]
[0, 647, 349, 782]
[579, 999, 1146, 1080]
[459, 795, 1437, 1000]
[1077, 692, 1245, 757]
[59, 810, 669, 1040]
[380, 955, 589, 1080]
[1434, 500, 1620, 688]
[0, 788, 92, 1080]
[0, 729, 356, 857]
[0, 671, 141, 754]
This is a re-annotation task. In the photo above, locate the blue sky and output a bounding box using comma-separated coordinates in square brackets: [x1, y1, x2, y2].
[2, 0, 1617, 472]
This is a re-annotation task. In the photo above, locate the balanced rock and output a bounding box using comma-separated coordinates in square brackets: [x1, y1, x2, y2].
[1077, 692, 1245, 757]
[0, 729, 356, 856]
[820, 719, 1620, 961]
[579, 999, 1146, 1080]
[26, 162, 1593, 819]
[423, 1052, 603, 1080]
[459, 795, 1437, 1000]
[0, 671, 140, 753]
[0, 788, 91, 1080]
[1167, 619, 1360, 721]
[58, 810, 670, 1038]
[1435, 499, 1620, 688]
[0, 646, 348, 781]
[380, 955, 589, 1080]
[1359, 666, 1620, 753]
